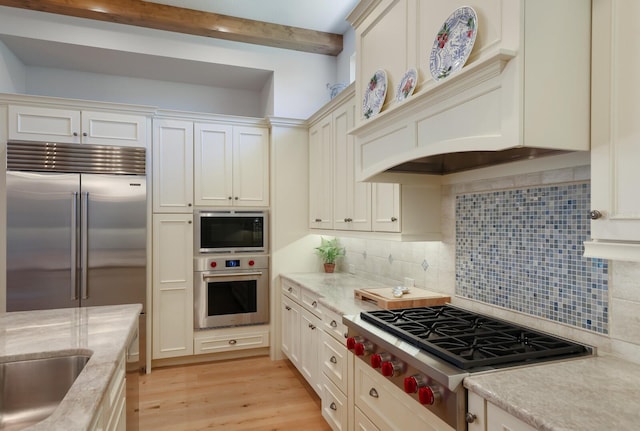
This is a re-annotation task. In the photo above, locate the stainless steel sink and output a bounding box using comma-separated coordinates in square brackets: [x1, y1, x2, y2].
[0, 354, 90, 430]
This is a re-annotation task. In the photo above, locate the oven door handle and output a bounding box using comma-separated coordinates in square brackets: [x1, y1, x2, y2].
[202, 271, 263, 281]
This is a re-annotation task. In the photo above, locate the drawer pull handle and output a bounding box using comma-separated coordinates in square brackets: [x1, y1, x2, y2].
[315, 218, 322, 222]
[369, 388, 379, 398]
[309, 323, 316, 330]
[330, 320, 338, 328]
[285, 306, 291, 311]
[312, 300, 318, 307]
[288, 287, 293, 292]
[228, 339, 237, 345]
[330, 356, 337, 364]
[330, 402, 337, 411]
[391, 216, 398, 222]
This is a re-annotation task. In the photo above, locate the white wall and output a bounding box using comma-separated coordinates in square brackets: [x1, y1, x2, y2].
[0, 40, 25, 93]
[0, 6, 338, 119]
[25, 67, 266, 117]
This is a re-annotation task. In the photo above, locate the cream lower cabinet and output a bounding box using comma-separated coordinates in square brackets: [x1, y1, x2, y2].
[281, 278, 322, 396]
[585, 0, 640, 261]
[355, 407, 380, 431]
[8, 104, 147, 147]
[194, 325, 270, 355]
[152, 213, 194, 359]
[354, 359, 452, 431]
[467, 391, 536, 431]
[90, 354, 126, 431]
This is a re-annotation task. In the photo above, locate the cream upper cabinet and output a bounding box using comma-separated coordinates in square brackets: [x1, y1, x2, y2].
[8, 105, 147, 147]
[309, 115, 334, 229]
[585, 0, 640, 261]
[333, 97, 371, 231]
[371, 183, 400, 233]
[194, 123, 269, 207]
[152, 118, 194, 213]
[152, 213, 194, 360]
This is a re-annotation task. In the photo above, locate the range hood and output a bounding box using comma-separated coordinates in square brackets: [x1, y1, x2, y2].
[351, 44, 591, 182]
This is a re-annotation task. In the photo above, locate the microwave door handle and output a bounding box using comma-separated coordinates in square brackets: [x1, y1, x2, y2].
[202, 272, 263, 281]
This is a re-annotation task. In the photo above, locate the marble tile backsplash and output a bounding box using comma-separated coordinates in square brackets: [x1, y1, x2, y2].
[455, 182, 609, 334]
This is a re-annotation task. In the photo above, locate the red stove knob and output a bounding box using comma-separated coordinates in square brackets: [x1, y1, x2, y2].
[370, 352, 391, 368]
[248, 260, 255, 266]
[381, 360, 403, 377]
[346, 336, 363, 350]
[418, 386, 441, 406]
[209, 261, 217, 268]
[403, 374, 428, 393]
[354, 341, 373, 356]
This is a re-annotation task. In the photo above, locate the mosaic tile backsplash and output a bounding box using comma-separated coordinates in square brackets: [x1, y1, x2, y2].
[455, 182, 609, 334]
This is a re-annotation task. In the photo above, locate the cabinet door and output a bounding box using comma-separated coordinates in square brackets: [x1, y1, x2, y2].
[371, 183, 400, 232]
[309, 116, 333, 229]
[487, 402, 537, 431]
[233, 126, 270, 206]
[194, 123, 233, 207]
[300, 307, 322, 396]
[152, 213, 194, 359]
[281, 295, 301, 366]
[334, 98, 371, 231]
[81, 110, 147, 147]
[589, 0, 640, 248]
[152, 119, 194, 213]
[8, 105, 81, 143]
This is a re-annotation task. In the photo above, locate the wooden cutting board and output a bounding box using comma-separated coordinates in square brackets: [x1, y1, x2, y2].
[354, 287, 450, 310]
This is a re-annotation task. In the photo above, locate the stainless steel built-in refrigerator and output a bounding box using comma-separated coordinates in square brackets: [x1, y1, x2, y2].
[5, 141, 146, 429]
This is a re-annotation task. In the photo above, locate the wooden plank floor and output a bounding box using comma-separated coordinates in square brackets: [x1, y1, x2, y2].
[139, 355, 333, 431]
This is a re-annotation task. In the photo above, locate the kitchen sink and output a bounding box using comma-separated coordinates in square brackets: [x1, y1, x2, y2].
[0, 354, 91, 430]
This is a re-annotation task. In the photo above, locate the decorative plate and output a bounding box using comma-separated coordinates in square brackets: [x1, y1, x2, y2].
[395, 68, 418, 102]
[429, 6, 478, 81]
[362, 69, 388, 119]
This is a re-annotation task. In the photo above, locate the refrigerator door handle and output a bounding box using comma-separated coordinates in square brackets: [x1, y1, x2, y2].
[71, 192, 79, 301]
[81, 191, 89, 300]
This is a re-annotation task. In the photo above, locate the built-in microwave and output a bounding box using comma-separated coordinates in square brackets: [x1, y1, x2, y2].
[195, 210, 268, 254]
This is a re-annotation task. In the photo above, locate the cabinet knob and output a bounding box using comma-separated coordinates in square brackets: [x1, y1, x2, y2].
[234, 196, 239, 200]
[188, 203, 192, 207]
[329, 402, 337, 411]
[465, 412, 477, 424]
[391, 217, 398, 222]
[288, 287, 293, 292]
[285, 305, 291, 311]
[228, 196, 233, 200]
[308, 323, 316, 330]
[330, 356, 337, 364]
[82, 132, 87, 137]
[314, 218, 322, 222]
[228, 339, 237, 345]
[188, 220, 192, 224]
[589, 210, 603, 220]
[73, 132, 78, 137]
[330, 320, 338, 328]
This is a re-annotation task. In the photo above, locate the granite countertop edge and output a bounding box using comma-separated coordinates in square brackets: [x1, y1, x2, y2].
[0, 304, 142, 430]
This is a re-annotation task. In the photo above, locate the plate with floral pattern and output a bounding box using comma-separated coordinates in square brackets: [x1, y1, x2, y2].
[429, 6, 478, 81]
[395, 67, 418, 102]
[362, 69, 388, 119]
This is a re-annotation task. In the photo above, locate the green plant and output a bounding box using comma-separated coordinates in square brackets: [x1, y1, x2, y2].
[315, 237, 345, 264]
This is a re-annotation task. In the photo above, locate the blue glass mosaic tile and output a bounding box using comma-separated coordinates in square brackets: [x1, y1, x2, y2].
[455, 182, 609, 334]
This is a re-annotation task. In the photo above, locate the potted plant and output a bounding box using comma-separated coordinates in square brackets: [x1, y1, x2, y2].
[315, 237, 344, 273]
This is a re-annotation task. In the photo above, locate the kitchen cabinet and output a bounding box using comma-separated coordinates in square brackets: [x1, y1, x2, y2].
[309, 115, 334, 229]
[90, 354, 126, 431]
[194, 123, 269, 207]
[354, 358, 452, 431]
[8, 105, 147, 147]
[467, 391, 536, 431]
[584, 0, 640, 261]
[152, 213, 194, 359]
[194, 325, 269, 355]
[152, 118, 194, 213]
[355, 407, 380, 431]
[281, 278, 322, 396]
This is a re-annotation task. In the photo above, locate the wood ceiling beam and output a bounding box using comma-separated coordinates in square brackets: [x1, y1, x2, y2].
[0, 0, 344, 56]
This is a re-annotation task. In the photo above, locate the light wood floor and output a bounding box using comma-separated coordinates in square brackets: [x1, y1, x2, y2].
[139, 355, 333, 431]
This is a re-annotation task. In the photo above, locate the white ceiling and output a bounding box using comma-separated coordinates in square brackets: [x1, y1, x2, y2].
[0, 0, 358, 90]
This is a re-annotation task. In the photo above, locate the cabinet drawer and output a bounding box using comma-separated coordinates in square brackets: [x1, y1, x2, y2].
[321, 331, 348, 393]
[355, 407, 380, 431]
[194, 326, 269, 354]
[320, 305, 348, 341]
[354, 359, 452, 431]
[281, 279, 300, 300]
[487, 402, 537, 431]
[322, 377, 348, 431]
[301, 289, 321, 317]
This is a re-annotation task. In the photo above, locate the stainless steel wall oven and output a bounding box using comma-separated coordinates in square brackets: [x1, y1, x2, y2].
[194, 255, 269, 329]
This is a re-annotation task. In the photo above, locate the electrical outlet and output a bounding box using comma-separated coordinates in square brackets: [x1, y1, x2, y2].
[349, 264, 356, 274]
[404, 277, 415, 288]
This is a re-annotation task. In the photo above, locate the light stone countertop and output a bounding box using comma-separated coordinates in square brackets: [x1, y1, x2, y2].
[0, 304, 142, 430]
[280, 272, 391, 315]
[464, 354, 640, 431]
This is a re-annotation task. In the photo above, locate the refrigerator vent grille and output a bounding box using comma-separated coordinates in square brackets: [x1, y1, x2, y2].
[7, 141, 146, 175]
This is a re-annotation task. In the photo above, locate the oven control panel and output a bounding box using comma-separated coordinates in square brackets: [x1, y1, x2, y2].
[194, 254, 269, 272]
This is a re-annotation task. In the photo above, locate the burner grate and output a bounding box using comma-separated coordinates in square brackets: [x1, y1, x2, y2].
[361, 305, 589, 370]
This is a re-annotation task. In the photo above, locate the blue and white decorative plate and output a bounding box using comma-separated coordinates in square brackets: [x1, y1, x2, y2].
[429, 6, 478, 81]
[395, 67, 418, 102]
[362, 69, 388, 119]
